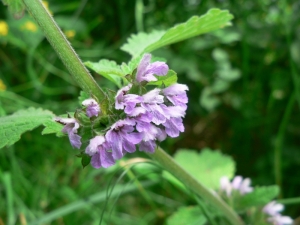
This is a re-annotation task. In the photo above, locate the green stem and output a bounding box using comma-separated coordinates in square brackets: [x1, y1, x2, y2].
[22, 0, 108, 114]
[135, 0, 144, 32]
[274, 92, 295, 197]
[148, 147, 244, 225]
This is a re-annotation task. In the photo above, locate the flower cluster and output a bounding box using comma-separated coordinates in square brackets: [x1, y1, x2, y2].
[220, 175, 253, 196]
[219, 176, 293, 225]
[263, 201, 293, 225]
[56, 53, 188, 169]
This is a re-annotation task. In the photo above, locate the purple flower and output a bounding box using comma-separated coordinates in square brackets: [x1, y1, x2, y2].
[55, 117, 82, 149]
[141, 89, 168, 125]
[162, 117, 184, 138]
[219, 176, 253, 196]
[85, 136, 115, 168]
[263, 201, 284, 216]
[163, 83, 189, 109]
[136, 53, 169, 83]
[267, 214, 293, 225]
[106, 119, 143, 160]
[82, 98, 101, 117]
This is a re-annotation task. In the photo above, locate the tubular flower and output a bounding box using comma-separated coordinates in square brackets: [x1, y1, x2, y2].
[136, 53, 169, 83]
[82, 98, 101, 118]
[105, 119, 143, 160]
[85, 136, 115, 168]
[55, 117, 82, 149]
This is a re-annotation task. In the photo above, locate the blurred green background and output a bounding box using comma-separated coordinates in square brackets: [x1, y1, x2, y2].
[0, 0, 299, 224]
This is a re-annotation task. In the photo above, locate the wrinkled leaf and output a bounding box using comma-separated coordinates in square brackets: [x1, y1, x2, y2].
[0, 108, 55, 148]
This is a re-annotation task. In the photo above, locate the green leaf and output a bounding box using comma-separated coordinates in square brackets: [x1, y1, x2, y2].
[84, 60, 123, 87]
[78, 91, 90, 105]
[238, 185, 279, 209]
[147, 70, 178, 87]
[200, 87, 220, 112]
[166, 206, 206, 225]
[81, 154, 91, 168]
[173, 148, 235, 189]
[0, 108, 55, 149]
[121, 9, 234, 57]
[42, 119, 64, 137]
[2, 0, 25, 19]
[121, 30, 165, 57]
[121, 55, 143, 75]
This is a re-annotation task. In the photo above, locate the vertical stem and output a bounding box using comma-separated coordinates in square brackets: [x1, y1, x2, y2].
[22, 0, 108, 114]
[148, 147, 244, 225]
[274, 92, 295, 196]
[135, 0, 144, 32]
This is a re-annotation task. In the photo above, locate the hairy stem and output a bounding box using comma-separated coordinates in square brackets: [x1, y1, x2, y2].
[22, 0, 108, 114]
[148, 147, 244, 225]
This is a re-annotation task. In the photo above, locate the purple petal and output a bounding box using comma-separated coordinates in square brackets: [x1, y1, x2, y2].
[145, 61, 169, 76]
[163, 84, 189, 96]
[115, 84, 132, 110]
[136, 54, 151, 83]
[106, 130, 123, 160]
[85, 136, 106, 156]
[142, 89, 164, 104]
[91, 151, 115, 169]
[68, 132, 82, 149]
[163, 117, 184, 137]
[139, 140, 156, 153]
[122, 138, 136, 153]
[82, 99, 101, 117]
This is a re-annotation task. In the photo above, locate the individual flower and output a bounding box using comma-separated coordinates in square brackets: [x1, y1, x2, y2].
[55, 117, 82, 149]
[267, 214, 293, 225]
[163, 83, 189, 110]
[82, 98, 101, 117]
[263, 201, 284, 216]
[162, 117, 184, 138]
[105, 119, 143, 160]
[136, 53, 169, 83]
[220, 176, 232, 196]
[85, 136, 115, 168]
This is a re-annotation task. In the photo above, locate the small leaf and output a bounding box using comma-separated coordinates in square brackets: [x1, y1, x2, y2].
[166, 206, 207, 225]
[0, 108, 55, 149]
[84, 60, 123, 87]
[147, 70, 178, 87]
[121, 55, 143, 75]
[81, 154, 91, 168]
[238, 185, 279, 209]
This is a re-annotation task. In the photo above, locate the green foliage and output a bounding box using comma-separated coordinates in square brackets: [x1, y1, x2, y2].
[78, 91, 90, 105]
[42, 119, 63, 136]
[238, 186, 280, 209]
[165, 148, 235, 190]
[2, 0, 25, 19]
[121, 9, 234, 57]
[0, 108, 54, 149]
[166, 206, 207, 225]
[147, 69, 177, 86]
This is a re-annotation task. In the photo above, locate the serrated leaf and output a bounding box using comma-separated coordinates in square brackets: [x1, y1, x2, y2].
[166, 206, 206, 225]
[147, 70, 177, 86]
[173, 148, 235, 190]
[84, 60, 123, 87]
[238, 186, 279, 209]
[0, 108, 55, 149]
[42, 119, 64, 137]
[121, 9, 233, 57]
[121, 30, 165, 57]
[121, 55, 143, 75]
[78, 91, 90, 105]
